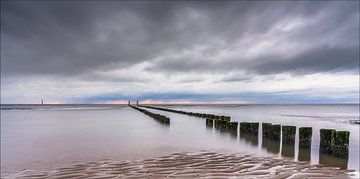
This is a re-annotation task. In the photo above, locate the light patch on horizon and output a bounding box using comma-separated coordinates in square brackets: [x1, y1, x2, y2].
[1, 1, 359, 104]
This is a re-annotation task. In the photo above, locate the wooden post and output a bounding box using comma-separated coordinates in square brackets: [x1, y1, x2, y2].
[281, 126, 296, 157]
[282, 126, 296, 144]
[320, 129, 336, 154]
[298, 127, 312, 161]
[299, 127, 312, 149]
[332, 131, 350, 158]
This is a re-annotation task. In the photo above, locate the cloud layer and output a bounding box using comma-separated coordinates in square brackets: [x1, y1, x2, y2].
[1, 1, 359, 103]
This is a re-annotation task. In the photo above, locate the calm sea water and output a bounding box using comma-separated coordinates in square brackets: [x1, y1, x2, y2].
[1, 104, 359, 176]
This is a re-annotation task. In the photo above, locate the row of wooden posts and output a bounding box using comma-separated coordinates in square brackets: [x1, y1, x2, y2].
[130, 106, 170, 125]
[136, 105, 350, 158]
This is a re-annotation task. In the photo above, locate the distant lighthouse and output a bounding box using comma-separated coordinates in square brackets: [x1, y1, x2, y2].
[136, 100, 139, 106]
[128, 100, 130, 106]
[41, 100, 44, 105]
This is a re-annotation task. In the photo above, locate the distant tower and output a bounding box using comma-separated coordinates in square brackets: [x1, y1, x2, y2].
[41, 100, 44, 105]
[136, 101, 139, 106]
[128, 100, 130, 106]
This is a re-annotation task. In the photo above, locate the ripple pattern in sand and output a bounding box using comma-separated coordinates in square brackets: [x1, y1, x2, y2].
[3, 151, 354, 179]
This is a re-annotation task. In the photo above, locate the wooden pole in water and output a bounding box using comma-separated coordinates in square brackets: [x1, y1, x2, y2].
[299, 127, 312, 149]
[298, 127, 312, 161]
[282, 126, 296, 145]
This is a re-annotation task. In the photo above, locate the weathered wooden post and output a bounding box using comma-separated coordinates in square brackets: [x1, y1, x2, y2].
[298, 127, 312, 161]
[270, 124, 281, 141]
[299, 127, 312, 149]
[262, 123, 272, 139]
[282, 126, 296, 144]
[262, 123, 281, 140]
[240, 122, 250, 133]
[215, 120, 228, 131]
[261, 123, 281, 154]
[227, 122, 238, 135]
[281, 126, 296, 157]
[250, 123, 259, 136]
[206, 118, 213, 127]
[332, 131, 350, 158]
[320, 129, 336, 154]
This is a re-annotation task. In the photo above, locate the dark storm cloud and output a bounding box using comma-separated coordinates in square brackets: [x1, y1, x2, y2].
[1, 1, 359, 78]
[254, 45, 359, 74]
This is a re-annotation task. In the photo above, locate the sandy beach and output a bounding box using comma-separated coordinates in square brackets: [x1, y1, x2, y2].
[3, 151, 355, 179]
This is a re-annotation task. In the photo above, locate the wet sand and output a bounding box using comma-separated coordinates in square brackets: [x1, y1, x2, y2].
[3, 151, 355, 179]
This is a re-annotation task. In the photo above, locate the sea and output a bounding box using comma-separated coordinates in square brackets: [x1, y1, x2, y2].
[1, 104, 359, 177]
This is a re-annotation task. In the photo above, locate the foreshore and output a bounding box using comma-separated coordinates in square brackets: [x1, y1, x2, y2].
[2, 151, 356, 179]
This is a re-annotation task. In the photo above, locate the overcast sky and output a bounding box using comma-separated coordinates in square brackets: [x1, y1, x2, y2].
[1, 1, 359, 104]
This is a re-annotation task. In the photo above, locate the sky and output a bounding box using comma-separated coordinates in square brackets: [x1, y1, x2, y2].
[1, 1, 359, 104]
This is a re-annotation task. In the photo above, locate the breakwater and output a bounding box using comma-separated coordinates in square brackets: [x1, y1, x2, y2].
[140, 105, 234, 133]
[139, 105, 350, 160]
[130, 106, 170, 125]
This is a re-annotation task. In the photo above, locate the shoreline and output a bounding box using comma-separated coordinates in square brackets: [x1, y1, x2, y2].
[2, 151, 357, 179]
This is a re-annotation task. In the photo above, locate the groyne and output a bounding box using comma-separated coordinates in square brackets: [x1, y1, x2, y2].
[138, 105, 350, 159]
[130, 106, 170, 125]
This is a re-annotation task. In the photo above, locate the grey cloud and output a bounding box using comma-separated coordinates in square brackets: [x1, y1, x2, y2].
[254, 46, 359, 74]
[1, 1, 358, 79]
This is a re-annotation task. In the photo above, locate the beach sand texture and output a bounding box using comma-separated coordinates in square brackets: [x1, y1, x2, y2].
[3, 151, 354, 179]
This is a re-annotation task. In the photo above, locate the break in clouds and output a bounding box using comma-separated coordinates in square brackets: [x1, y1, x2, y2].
[1, 1, 359, 103]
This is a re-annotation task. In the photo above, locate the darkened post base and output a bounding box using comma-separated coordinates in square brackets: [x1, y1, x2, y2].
[240, 122, 258, 136]
[240, 133, 258, 146]
[262, 138, 280, 154]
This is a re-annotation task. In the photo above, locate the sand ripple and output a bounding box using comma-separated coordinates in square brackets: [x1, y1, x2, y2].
[3, 151, 355, 178]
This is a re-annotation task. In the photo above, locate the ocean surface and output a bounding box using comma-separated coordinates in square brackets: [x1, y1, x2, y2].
[1, 104, 359, 176]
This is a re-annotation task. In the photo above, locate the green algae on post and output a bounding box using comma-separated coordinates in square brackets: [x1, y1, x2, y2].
[250, 123, 259, 136]
[263, 123, 280, 141]
[262, 123, 272, 139]
[320, 129, 336, 154]
[298, 127, 312, 161]
[281, 126, 296, 158]
[215, 120, 228, 131]
[227, 122, 238, 134]
[270, 125, 281, 141]
[333, 131, 350, 158]
[299, 127, 312, 149]
[240, 122, 258, 136]
[282, 126, 296, 144]
[320, 129, 350, 158]
[240, 122, 250, 133]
